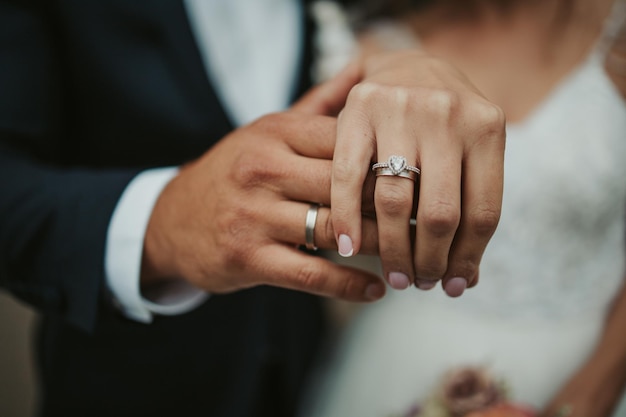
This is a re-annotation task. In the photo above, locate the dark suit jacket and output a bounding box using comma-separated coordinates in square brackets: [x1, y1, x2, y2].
[0, 1, 326, 416]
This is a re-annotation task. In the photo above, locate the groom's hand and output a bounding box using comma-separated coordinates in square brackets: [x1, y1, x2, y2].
[140, 74, 386, 302]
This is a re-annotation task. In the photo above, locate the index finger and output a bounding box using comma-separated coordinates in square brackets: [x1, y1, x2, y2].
[252, 112, 337, 159]
[255, 244, 385, 302]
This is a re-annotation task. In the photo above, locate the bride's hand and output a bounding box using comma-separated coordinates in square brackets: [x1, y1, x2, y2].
[331, 50, 505, 295]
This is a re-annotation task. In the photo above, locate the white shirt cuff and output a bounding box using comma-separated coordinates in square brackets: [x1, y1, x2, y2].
[105, 167, 209, 323]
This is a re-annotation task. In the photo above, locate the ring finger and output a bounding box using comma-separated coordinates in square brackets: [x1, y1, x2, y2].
[373, 131, 420, 290]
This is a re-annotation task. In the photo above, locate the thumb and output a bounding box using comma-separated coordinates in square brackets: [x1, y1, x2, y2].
[292, 61, 362, 116]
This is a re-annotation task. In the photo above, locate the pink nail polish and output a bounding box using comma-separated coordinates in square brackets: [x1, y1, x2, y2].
[444, 277, 467, 297]
[389, 272, 410, 290]
[338, 234, 354, 257]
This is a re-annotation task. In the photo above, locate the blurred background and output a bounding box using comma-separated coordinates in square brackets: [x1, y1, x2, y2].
[3, 281, 626, 417]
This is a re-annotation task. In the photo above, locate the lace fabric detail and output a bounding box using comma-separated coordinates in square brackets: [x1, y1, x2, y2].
[309, 1, 357, 82]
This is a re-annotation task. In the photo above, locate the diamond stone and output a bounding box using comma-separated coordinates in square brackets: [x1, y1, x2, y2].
[388, 155, 407, 175]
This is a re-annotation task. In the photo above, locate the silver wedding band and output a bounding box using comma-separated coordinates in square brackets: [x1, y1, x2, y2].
[305, 204, 320, 251]
[374, 167, 417, 181]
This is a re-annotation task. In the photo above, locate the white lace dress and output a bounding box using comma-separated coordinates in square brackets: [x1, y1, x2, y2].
[304, 3, 626, 416]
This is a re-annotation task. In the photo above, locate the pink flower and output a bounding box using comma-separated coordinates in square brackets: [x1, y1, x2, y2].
[437, 367, 503, 416]
[398, 366, 539, 417]
[465, 403, 537, 417]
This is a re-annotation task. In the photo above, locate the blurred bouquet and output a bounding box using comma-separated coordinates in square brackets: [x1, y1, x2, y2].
[389, 366, 537, 417]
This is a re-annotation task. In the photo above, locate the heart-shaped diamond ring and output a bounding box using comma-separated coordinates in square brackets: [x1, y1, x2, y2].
[372, 155, 420, 180]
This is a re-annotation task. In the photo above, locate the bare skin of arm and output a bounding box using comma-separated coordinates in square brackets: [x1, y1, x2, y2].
[542, 278, 626, 417]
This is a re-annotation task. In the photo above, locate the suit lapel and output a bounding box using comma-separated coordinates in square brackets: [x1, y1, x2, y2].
[111, 0, 315, 132]
[161, 1, 233, 122]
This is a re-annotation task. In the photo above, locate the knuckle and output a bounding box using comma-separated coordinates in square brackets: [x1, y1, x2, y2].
[419, 200, 460, 238]
[231, 150, 281, 190]
[252, 112, 292, 133]
[468, 204, 501, 238]
[375, 182, 413, 217]
[450, 258, 479, 279]
[333, 157, 361, 185]
[215, 210, 254, 265]
[295, 263, 327, 293]
[415, 260, 447, 281]
[347, 82, 377, 104]
[422, 89, 460, 121]
[348, 82, 410, 108]
[474, 102, 506, 137]
[390, 86, 411, 107]
[337, 276, 361, 300]
[464, 102, 507, 149]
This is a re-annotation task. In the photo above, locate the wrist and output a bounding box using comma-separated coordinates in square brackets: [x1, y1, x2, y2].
[362, 49, 430, 77]
[140, 195, 179, 287]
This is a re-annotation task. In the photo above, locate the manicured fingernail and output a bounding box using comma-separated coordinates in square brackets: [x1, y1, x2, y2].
[444, 277, 467, 297]
[365, 283, 385, 300]
[415, 280, 436, 291]
[388, 272, 410, 290]
[338, 234, 354, 257]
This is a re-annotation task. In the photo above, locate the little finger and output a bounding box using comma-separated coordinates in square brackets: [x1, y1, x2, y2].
[441, 131, 504, 296]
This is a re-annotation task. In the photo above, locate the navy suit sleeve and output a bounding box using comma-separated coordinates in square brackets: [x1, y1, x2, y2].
[0, 1, 139, 333]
